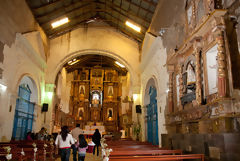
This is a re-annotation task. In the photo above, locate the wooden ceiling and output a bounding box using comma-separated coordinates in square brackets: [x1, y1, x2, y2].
[26, 0, 158, 43]
[64, 55, 128, 75]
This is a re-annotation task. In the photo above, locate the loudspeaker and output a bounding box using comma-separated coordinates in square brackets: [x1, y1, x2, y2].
[42, 103, 48, 112]
[136, 105, 141, 113]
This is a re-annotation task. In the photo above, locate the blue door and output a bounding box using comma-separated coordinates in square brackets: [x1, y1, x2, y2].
[147, 86, 159, 145]
[12, 85, 35, 140]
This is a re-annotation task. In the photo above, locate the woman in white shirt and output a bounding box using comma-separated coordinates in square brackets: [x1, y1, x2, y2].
[55, 126, 75, 161]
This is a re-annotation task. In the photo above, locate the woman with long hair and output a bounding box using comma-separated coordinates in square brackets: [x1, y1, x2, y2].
[92, 129, 101, 156]
[55, 126, 74, 161]
[76, 134, 88, 161]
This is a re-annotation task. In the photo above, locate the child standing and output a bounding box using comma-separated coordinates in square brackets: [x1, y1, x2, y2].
[77, 134, 88, 161]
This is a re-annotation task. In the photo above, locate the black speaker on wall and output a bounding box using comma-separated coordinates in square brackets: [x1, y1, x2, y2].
[136, 105, 141, 113]
[42, 103, 48, 112]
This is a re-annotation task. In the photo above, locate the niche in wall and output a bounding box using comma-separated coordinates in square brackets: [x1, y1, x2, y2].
[206, 44, 218, 95]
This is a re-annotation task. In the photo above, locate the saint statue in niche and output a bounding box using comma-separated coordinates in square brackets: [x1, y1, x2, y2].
[79, 85, 85, 95]
[108, 86, 113, 97]
[186, 60, 196, 85]
[108, 109, 113, 118]
[78, 108, 84, 120]
[92, 93, 100, 104]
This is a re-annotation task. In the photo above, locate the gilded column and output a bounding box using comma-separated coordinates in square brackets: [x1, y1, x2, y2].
[179, 65, 184, 111]
[168, 71, 174, 113]
[215, 18, 227, 98]
[194, 39, 202, 105]
[167, 65, 174, 113]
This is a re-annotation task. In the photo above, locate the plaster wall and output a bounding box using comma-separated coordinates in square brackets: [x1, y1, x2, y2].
[0, 32, 46, 141]
[56, 68, 72, 113]
[47, 25, 141, 116]
[140, 36, 168, 146]
[0, 0, 48, 55]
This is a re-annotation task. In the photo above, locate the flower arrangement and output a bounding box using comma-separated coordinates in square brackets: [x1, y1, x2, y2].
[103, 148, 113, 161]
[101, 143, 108, 149]
[21, 148, 25, 156]
[3, 146, 11, 153]
[3, 146, 12, 160]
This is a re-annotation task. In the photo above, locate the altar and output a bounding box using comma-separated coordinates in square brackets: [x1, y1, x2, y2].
[83, 125, 105, 136]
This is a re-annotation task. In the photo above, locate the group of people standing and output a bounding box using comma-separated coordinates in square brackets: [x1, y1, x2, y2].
[55, 124, 101, 161]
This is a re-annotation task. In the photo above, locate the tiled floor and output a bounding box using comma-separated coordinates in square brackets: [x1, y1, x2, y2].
[56, 149, 102, 161]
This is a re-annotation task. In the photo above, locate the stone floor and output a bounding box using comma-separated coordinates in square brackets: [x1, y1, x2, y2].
[56, 149, 102, 161]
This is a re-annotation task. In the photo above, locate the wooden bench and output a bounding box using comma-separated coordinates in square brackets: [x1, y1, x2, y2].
[0, 140, 55, 161]
[110, 149, 182, 157]
[109, 154, 204, 161]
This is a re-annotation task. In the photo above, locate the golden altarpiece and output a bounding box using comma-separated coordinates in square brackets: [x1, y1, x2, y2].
[64, 66, 122, 132]
[166, 0, 240, 134]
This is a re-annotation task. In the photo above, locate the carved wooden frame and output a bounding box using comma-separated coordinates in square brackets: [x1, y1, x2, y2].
[202, 40, 218, 102]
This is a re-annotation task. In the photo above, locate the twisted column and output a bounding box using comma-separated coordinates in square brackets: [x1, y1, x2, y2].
[194, 39, 202, 105]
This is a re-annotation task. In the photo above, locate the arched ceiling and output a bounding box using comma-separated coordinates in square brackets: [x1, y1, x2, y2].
[26, 0, 159, 43]
[64, 54, 128, 75]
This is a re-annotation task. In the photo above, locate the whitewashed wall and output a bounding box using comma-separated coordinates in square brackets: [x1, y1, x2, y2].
[46, 24, 141, 116]
[140, 33, 169, 147]
[0, 32, 46, 141]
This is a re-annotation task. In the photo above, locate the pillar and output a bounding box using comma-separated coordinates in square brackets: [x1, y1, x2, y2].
[214, 17, 228, 98]
[194, 39, 202, 105]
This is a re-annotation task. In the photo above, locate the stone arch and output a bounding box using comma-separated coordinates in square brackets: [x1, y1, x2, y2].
[14, 74, 40, 103]
[12, 75, 39, 140]
[46, 49, 137, 91]
[143, 76, 159, 145]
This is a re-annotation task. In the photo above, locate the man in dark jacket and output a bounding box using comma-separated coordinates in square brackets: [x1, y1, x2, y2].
[92, 129, 101, 156]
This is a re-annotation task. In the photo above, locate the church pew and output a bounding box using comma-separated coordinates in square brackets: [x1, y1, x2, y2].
[110, 149, 182, 157]
[0, 141, 55, 160]
[109, 154, 204, 161]
[0, 144, 28, 161]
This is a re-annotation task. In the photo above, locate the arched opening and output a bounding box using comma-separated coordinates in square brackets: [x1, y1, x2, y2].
[144, 78, 159, 145]
[52, 54, 131, 135]
[12, 76, 38, 140]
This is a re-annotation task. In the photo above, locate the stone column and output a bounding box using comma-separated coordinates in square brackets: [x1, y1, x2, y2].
[214, 18, 228, 98]
[194, 39, 202, 105]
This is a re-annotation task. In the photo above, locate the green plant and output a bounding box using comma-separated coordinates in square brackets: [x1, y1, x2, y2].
[133, 123, 141, 140]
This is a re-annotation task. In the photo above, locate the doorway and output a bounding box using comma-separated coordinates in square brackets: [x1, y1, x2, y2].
[147, 86, 159, 145]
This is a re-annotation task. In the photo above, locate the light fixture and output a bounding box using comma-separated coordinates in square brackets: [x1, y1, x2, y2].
[125, 21, 141, 32]
[51, 17, 69, 28]
[115, 61, 125, 68]
[0, 83, 7, 91]
[133, 94, 138, 102]
[46, 92, 53, 100]
[68, 58, 79, 65]
[69, 60, 79, 65]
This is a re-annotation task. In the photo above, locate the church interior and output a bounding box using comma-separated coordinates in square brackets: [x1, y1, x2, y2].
[0, 0, 240, 160]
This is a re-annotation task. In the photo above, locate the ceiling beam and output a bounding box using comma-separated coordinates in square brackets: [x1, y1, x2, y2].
[96, 1, 150, 26]
[103, 11, 145, 35]
[35, 1, 92, 19]
[29, 0, 64, 10]
[102, 5, 148, 30]
[141, 0, 158, 6]
[37, 2, 92, 25]
[125, 0, 154, 14]
[42, 8, 99, 30]
[103, 16, 143, 43]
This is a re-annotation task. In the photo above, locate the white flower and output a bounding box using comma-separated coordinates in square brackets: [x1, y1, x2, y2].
[6, 154, 12, 160]
[21, 148, 25, 156]
[34, 148, 38, 152]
